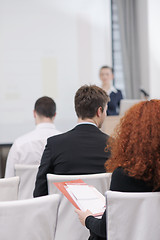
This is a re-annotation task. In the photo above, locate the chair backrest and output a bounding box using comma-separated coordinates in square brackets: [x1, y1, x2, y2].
[0, 176, 19, 201]
[15, 164, 39, 199]
[47, 173, 112, 240]
[119, 99, 142, 115]
[106, 190, 160, 240]
[0, 194, 60, 240]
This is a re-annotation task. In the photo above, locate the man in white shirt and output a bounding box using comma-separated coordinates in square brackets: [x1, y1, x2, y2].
[5, 96, 61, 178]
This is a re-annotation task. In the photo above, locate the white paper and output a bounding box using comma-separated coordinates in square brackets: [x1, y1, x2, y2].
[66, 185, 98, 200]
[78, 198, 105, 214]
[66, 184, 106, 215]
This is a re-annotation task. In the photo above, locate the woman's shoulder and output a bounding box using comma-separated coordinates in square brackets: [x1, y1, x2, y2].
[110, 88, 123, 99]
[110, 167, 128, 189]
[110, 167, 154, 192]
[116, 89, 123, 97]
[111, 167, 126, 179]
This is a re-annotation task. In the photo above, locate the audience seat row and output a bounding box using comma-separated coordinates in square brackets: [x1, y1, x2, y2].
[0, 165, 112, 240]
[1, 166, 159, 240]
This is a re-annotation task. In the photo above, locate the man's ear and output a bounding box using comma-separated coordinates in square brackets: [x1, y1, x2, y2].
[52, 112, 56, 121]
[33, 110, 36, 119]
[97, 106, 103, 117]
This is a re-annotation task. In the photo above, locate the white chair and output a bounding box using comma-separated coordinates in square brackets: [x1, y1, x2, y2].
[0, 194, 60, 240]
[15, 164, 39, 199]
[106, 190, 160, 240]
[0, 176, 19, 201]
[47, 173, 112, 240]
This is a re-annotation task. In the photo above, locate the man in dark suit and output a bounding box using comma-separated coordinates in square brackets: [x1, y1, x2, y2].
[34, 85, 110, 197]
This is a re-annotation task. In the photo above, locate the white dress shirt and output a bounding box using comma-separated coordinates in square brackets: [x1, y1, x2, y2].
[5, 123, 61, 178]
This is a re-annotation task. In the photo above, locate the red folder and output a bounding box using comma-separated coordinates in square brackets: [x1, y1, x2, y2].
[53, 179, 86, 209]
[53, 179, 105, 216]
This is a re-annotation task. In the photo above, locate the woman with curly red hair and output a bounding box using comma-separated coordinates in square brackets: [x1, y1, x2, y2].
[75, 100, 160, 240]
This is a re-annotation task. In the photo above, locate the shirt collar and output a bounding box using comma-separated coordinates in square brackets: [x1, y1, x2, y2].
[107, 85, 118, 95]
[36, 122, 56, 129]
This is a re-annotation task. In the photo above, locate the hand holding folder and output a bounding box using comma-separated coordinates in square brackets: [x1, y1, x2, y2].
[53, 179, 105, 216]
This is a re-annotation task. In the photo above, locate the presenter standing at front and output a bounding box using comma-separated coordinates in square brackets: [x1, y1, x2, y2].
[100, 66, 123, 116]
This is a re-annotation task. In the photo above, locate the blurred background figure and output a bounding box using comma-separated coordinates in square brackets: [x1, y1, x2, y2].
[100, 66, 123, 116]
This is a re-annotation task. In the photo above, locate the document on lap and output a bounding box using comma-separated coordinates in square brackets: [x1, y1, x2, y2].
[53, 179, 106, 216]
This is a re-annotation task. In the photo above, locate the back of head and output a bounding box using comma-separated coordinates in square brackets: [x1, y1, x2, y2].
[106, 99, 160, 190]
[74, 85, 109, 119]
[34, 96, 56, 118]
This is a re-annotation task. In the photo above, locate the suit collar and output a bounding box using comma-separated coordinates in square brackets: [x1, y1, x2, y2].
[76, 122, 97, 128]
[74, 123, 99, 132]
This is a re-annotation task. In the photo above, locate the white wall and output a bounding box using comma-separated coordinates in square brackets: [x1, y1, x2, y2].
[148, 0, 160, 99]
[136, 0, 150, 95]
[132, 0, 160, 99]
[0, 0, 112, 143]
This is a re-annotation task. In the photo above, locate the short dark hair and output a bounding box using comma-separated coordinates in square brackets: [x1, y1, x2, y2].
[100, 65, 113, 74]
[34, 96, 56, 118]
[75, 85, 109, 119]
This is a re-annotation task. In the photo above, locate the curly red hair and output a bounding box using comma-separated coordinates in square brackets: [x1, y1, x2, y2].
[105, 100, 160, 190]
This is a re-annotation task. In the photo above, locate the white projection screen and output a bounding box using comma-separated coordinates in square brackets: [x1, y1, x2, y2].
[0, 0, 112, 144]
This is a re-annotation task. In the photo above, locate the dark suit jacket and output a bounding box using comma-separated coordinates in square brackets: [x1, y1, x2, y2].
[34, 124, 110, 197]
[107, 89, 123, 116]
